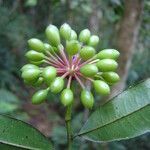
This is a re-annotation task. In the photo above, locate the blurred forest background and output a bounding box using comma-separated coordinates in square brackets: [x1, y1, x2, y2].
[0, 0, 150, 149]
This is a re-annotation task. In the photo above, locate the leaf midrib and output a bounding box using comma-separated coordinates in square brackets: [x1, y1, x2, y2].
[78, 103, 149, 136]
[0, 140, 37, 150]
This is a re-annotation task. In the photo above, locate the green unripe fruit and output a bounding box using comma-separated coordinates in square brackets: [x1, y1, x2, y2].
[80, 64, 98, 77]
[102, 72, 120, 83]
[81, 90, 94, 109]
[61, 88, 74, 106]
[80, 46, 96, 60]
[60, 23, 71, 40]
[32, 89, 49, 104]
[66, 40, 81, 56]
[79, 29, 91, 43]
[23, 79, 36, 85]
[26, 50, 45, 61]
[28, 38, 45, 53]
[51, 46, 59, 53]
[42, 66, 57, 85]
[93, 80, 110, 95]
[33, 77, 44, 87]
[22, 68, 40, 82]
[44, 43, 54, 53]
[97, 49, 120, 60]
[70, 30, 77, 40]
[96, 59, 118, 72]
[21, 64, 39, 72]
[55, 44, 64, 54]
[30, 60, 44, 65]
[88, 35, 99, 47]
[45, 24, 60, 46]
[57, 44, 64, 51]
[50, 77, 64, 94]
[24, 76, 43, 86]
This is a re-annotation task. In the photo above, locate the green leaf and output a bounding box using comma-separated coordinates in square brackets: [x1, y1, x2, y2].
[0, 89, 19, 113]
[0, 115, 53, 149]
[25, 0, 37, 7]
[77, 79, 150, 142]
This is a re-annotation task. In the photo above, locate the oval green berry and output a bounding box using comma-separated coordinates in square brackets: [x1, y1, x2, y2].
[81, 90, 94, 109]
[80, 46, 96, 60]
[22, 68, 40, 82]
[44, 43, 54, 53]
[93, 80, 110, 95]
[80, 64, 98, 77]
[88, 35, 99, 47]
[21, 64, 39, 72]
[57, 44, 64, 51]
[25, 50, 45, 62]
[23, 79, 35, 85]
[24, 76, 43, 86]
[70, 30, 77, 40]
[45, 24, 60, 47]
[32, 89, 49, 104]
[61, 88, 74, 106]
[97, 49, 120, 60]
[29, 60, 44, 65]
[96, 59, 118, 72]
[28, 38, 45, 53]
[102, 72, 120, 84]
[79, 29, 91, 43]
[60, 23, 71, 40]
[33, 77, 44, 87]
[66, 40, 81, 56]
[51, 46, 59, 53]
[42, 66, 57, 85]
[50, 77, 64, 94]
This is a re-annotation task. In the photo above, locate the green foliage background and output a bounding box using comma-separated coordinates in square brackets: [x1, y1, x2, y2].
[0, 0, 149, 149]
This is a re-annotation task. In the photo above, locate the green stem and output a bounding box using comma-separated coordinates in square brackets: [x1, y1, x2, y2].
[65, 105, 72, 150]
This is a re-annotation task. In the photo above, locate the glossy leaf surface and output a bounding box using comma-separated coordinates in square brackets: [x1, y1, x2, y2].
[0, 115, 53, 149]
[78, 79, 150, 142]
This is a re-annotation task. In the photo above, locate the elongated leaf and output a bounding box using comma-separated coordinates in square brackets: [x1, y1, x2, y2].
[78, 79, 150, 142]
[0, 115, 53, 149]
[0, 89, 19, 113]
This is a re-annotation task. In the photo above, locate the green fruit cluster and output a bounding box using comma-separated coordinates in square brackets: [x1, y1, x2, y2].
[21, 23, 120, 109]
[77, 29, 119, 109]
[79, 49, 120, 108]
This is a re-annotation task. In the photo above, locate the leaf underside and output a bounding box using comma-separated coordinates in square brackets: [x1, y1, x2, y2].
[0, 115, 53, 150]
[78, 79, 150, 142]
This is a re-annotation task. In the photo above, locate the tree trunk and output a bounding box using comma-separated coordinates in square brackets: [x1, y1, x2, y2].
[88, 0, 100, 33]
[110, 0, 144, 97]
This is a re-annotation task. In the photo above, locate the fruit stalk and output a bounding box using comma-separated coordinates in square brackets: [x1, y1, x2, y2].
[64, 75, 73, 149]
[60, 48, 70, 67]
[65, 104, 72, 150]
[44, 60, 60, 68]
[74, 73, 85, 89]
